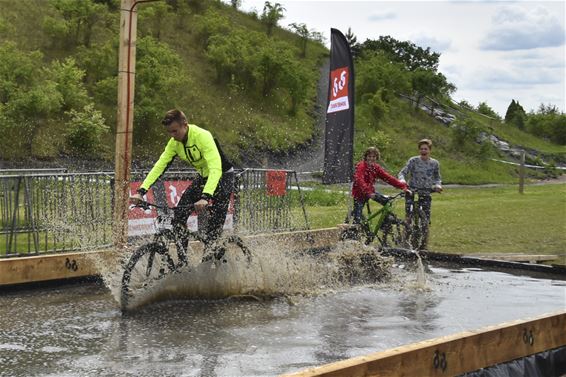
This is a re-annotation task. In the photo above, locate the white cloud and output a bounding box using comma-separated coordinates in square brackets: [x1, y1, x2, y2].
[480, 5, 565, 50]
[367, 11, 396, 22]
[411, 34, 453, 53]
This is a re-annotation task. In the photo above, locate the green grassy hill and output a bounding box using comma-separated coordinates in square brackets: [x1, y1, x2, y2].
[0, 0, 563, 185]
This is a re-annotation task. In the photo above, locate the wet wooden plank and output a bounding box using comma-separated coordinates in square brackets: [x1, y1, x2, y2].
[282, 311, 566, 377]
[0, 228, 341, 286]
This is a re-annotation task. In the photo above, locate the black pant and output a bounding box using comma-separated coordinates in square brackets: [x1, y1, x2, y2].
[405, 192, 432, 223]
[173, 172, 234, 245]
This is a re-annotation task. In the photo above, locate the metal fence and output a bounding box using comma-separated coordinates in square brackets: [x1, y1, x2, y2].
[235, 168, 309, 233]
[0, 173, 114, 257]
[0, 168, 309, 258]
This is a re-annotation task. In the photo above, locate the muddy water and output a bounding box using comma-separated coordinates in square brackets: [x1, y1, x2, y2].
[1, 254, 565, 377]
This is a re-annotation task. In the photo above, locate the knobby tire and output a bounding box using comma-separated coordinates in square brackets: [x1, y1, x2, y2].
[120, 242, 175, 310]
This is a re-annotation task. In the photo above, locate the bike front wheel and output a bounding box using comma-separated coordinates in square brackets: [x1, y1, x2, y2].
[378, 214, 407, 249]
[408, 208, 430, 251]
[121, 242, 176, 310]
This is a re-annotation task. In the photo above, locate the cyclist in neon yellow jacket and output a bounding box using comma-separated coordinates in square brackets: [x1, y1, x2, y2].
[130, 109, 233, 247]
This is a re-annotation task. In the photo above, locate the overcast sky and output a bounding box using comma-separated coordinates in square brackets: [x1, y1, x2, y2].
[241, 0, 565, 117]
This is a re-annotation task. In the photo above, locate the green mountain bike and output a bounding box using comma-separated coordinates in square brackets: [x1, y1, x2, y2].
[340, 192, 407, 249]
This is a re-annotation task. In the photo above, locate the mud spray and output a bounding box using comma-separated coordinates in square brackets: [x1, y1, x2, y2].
[88, 236, 421, 311]
[55, 208, 430, 311]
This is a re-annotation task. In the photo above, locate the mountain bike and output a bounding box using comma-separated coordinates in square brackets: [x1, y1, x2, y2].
[121, 200, 252, 311]
[404, 188, 437, 251]
[340, 192, 407, 249]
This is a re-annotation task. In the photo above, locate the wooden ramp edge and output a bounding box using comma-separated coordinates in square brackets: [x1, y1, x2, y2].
[281, 311, 566, 377]
[0, 227, 341, 286]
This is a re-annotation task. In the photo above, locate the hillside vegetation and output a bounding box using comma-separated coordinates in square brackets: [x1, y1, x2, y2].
[0, 0, 564, 184]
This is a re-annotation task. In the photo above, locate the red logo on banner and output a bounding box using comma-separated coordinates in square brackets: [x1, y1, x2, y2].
[327, 67, 350, 113]
[330, 67, 348, 99]
[266, 170, 287, 196]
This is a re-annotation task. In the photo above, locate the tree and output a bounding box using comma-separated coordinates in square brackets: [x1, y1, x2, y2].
[65, 103, 109, 156]
[504, 99, 526, 129]
[360, 35, 440, 71]
[288, 22, 309, 57]
[344, 27, 361, 58]
[230, 0, 241, 9]
[193, 8, 231, 48]
[139, 2, 172, 40]
[477, 102, 500, 119]
[0, 42, 63, 156]
[356, 51, 411, 120]
[458, 100, 473, 110]
[527, 105, 566, 145]
[45, 58, 89, 111]
[411, 68, 455, 110]
[261, 1, 285, 37]
[44, 0, 109, 48]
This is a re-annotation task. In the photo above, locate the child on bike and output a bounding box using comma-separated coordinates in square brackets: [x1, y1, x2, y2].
[398, 138, 442, 249]
[351, 147, 410, 224]
[129, 109, 234, 256]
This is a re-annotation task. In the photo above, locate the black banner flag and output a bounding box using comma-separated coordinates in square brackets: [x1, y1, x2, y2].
[323, 28, 355, 184]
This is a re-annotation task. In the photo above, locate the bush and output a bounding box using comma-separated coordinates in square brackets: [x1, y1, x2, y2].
[65, 104, 109, 156]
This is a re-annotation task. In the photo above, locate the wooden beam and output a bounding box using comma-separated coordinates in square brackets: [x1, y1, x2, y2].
[0, 228, 341, 286]
[283, 311, 566, 377]
[0, 250, 113, 286]
[113, 0, 138, 247]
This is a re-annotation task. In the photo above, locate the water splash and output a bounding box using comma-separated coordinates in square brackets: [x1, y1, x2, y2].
[92, 237, 396, 311]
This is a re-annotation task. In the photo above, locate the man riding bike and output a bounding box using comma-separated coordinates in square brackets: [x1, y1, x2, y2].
[129, 109, 234, 255]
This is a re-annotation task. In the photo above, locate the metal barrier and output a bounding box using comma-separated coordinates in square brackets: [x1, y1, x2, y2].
[0, 169, 309, 257]
[0, 173, 114, 257]
[0, 168, 68, 175]
[235, 168, 309, 233]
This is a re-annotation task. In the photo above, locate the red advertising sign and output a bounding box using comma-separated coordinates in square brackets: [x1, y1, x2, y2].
[266, 170, 287, 196]
[327, 67, 350, 113]
[127, 180, 234, 236]
[128, 182, 158, 236]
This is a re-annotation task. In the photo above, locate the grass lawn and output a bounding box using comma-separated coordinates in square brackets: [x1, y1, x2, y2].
[296, 183, 566, 264]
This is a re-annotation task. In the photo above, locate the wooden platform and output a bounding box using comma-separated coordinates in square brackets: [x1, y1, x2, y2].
[282, 311, 566, 377]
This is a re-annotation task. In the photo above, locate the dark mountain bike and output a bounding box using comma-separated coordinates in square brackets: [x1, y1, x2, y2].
[340, 192, 407, 249]
[405, 188, 437, 251]
[121, 200, 252, 311]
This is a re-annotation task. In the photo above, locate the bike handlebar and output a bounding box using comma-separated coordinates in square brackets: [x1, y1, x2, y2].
[131, 199, 195, 212]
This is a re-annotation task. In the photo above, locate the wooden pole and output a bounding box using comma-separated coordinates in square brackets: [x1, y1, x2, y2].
[519, 150, 525, 194]
[113, 0, 138, 248]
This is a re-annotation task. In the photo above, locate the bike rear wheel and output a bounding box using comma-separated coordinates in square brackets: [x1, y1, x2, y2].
[201, 235, 253, 263]
[121, 242, 176, 310]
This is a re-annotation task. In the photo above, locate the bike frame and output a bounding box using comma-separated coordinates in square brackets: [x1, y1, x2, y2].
[363, 192, 404, 239]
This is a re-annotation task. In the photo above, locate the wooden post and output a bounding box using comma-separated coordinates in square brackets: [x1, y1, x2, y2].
[113, 0, 138, 248]
[519, 151, 525, 194]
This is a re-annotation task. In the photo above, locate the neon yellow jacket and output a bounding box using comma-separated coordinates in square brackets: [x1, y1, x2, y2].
[140, 124, 228, 196]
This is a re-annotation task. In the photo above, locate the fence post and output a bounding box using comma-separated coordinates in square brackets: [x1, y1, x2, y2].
[519, 151, 525, 194]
